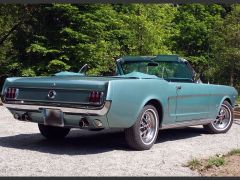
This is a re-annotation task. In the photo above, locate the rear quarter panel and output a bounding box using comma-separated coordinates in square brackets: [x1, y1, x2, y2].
[105, 79, 176, 128]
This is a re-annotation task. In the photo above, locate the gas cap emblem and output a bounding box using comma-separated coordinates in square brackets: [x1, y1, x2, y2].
[48, 90, 56, 99]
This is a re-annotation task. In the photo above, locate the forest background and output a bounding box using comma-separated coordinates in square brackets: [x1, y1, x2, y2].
[0, 3, 239, 94]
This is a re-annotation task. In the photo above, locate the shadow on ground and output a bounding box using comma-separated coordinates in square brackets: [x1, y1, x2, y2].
[0, 125, 211, 155]
[234, 119, 240, 125]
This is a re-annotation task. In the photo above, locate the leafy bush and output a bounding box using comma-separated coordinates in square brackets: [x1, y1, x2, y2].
[47, 60, 71, 74]
[21, 68, 36, 77]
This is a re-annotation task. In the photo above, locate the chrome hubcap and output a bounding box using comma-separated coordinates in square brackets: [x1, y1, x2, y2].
[212, 104, 231, 130]
[139, 109, 157, 145]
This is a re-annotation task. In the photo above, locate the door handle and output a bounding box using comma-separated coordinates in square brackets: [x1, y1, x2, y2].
[176, 85, 182, 90]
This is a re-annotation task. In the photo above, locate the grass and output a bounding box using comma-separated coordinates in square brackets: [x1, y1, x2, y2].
[187, 159, 202, 170]
[186, 155, 225, 171]
[227, 148, 240, 156]
[186, 148, 240, 173]
[207, 156, 225, 168]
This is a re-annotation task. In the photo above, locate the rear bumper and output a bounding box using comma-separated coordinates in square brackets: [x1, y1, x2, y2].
[2, 100, 111, 116]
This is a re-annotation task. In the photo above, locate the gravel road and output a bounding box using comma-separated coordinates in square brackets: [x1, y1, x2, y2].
[0, 106, 240, 176]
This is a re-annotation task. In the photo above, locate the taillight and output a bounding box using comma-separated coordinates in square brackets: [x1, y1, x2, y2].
[89, 91, 104, 104]
[5, 87, 19, 99]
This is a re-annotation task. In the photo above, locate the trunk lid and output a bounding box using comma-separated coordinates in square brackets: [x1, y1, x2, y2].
[3, 76, 123, 106]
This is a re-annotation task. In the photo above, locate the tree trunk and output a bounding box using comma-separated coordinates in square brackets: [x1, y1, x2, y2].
[0, 20, 23, 46]
[230, 61, 234, 86]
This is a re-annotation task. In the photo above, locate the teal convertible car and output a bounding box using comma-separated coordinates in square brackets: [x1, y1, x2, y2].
[1, 55, 238, 150]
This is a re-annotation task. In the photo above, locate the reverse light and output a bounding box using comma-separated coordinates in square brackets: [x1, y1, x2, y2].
[5, 87, 19, 100]
[89, 91, 104, 104]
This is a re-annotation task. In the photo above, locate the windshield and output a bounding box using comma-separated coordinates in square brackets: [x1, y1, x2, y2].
[120, 61, 194, 82]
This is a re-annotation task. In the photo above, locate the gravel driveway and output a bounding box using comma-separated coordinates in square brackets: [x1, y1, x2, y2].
[0, 106, 240, 176]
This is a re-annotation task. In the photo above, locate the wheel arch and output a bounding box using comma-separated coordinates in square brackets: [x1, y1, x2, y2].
[218, 96, 234, 113]
[224, 98, 232, 106]
[145, 99, 163, 127]
[220, 96, 233, 106]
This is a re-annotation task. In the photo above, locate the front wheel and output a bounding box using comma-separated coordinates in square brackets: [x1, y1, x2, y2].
[124, 105, 159, 150]
[203, 101, 233, 134]
[38, 124, 70, 140]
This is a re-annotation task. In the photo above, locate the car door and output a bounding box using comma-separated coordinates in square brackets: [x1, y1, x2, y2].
[174, 82, 211, 122]
[159, 59, 211, 122]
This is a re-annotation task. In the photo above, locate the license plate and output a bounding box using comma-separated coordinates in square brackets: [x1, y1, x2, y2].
[43, 109, 64, 127]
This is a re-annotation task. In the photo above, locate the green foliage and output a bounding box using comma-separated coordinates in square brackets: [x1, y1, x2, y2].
[228, 148, 240, 156]
[210, 4, 240, 86]
[0, 3, 239, 90]
[186, 158, 202, 170]
[47, 59, 70, 74]
[207, 156, 225, 168]
[185, 149, 240, 173]
[26, 44, 60, 56]
[172, 4, 225, 78]
[115, 4, 176, 55]
[21, 68, 36, 77]
[0, 5, 22, 76]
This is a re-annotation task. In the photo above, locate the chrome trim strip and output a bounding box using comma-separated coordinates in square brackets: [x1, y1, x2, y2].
[4, 99, 104, 106]
[14, 86, 101, 91]
[160, 119, 213, 130]
[167, 94, 233, 99]
[3, 101, 111, 116]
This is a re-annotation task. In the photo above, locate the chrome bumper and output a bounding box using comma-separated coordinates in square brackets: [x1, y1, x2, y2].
[3, 101, 111, 116]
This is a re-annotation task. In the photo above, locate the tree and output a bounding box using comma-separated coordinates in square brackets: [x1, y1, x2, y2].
[16, 4, 126, 76]
[15, 4, 177, 76]
[0, 5, 23, 76]
[172, 4, 225, 79]
[210, 4, 240, 88]
[0, 5, 35, 88]
[0, 3, 239, 91]
[114, 4, 177, 55]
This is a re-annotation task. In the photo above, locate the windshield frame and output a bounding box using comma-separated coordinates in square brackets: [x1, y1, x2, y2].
[116, 59, 195, 83]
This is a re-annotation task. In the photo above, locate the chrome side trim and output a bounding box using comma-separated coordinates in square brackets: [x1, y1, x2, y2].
[3, 101, 111, 116]
[160, 119, 213, 130]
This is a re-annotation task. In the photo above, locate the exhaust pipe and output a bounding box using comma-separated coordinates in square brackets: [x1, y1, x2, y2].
[22, 113, 31, 121]
[79, 118, 89, 128]
[14, 113, 21, 120]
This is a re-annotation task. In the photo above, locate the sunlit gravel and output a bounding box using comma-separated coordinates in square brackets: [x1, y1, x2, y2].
[0, 106, 239, 176]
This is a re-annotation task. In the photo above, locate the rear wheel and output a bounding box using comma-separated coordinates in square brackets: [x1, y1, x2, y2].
[124, 105, 159, 150]
[38, 124, 70, 140]
[203, 101, 233, 134]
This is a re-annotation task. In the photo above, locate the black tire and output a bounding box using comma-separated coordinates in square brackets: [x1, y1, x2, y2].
[124, 105, 159, 150]
[203, 100, 233, 134]
[38, 124, 70, 140]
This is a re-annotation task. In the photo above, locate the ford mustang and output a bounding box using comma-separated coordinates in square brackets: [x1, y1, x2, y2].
[1, 55, 238, 150]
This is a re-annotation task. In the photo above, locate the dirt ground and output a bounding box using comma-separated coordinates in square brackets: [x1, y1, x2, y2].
[201, 155, 240, 176]
[189, 153, 240, 176]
